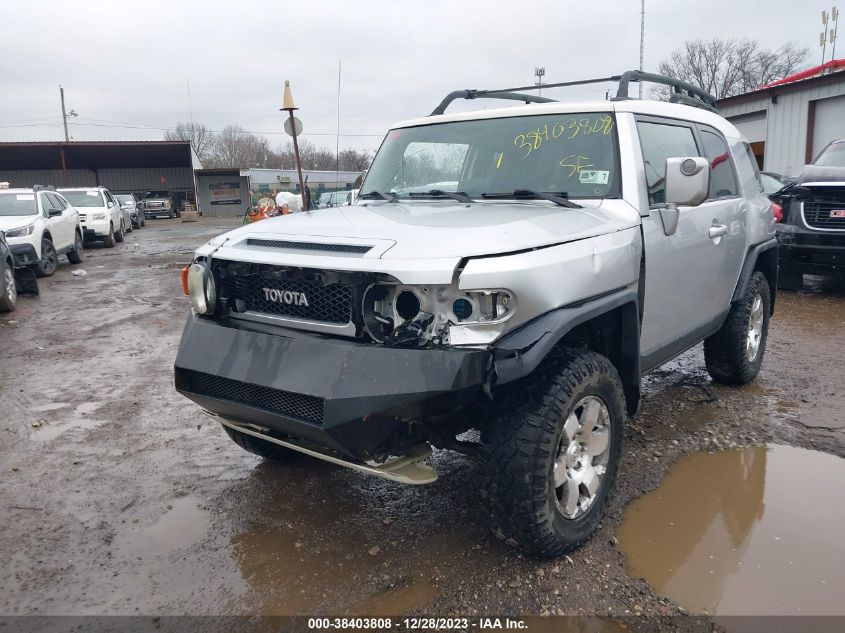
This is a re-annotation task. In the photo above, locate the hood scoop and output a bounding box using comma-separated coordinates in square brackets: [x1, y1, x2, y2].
[246, 238, 372, 255]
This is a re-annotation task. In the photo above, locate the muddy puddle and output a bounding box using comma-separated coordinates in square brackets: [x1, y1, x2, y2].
[617, 444, 845, 615]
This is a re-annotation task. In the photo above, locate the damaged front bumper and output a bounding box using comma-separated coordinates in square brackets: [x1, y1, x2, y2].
[174, 315, 491, 461]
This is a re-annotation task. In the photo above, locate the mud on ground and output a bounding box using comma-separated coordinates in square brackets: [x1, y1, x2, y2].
[1, 218, 844, 617]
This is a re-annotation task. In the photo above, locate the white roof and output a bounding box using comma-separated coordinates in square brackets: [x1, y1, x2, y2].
[392, 98, 741, 141]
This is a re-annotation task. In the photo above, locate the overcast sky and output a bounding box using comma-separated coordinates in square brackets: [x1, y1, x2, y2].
[0, 0, 829, 156]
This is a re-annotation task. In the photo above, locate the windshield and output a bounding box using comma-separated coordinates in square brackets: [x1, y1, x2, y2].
[362, 112, 619, 200]
[760, 173, 784, 194]
[115, 195, 135, 205]
[144, 191, 168, 199]
[60, 190, 105, 207]
[813, 141, 845, 167]
[0, 192, 37, 216]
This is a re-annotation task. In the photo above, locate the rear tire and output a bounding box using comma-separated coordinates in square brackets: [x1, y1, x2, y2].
[0, 260, 17, 312]
[704, 271, 771, 385]
[222, 425, 300, 462]
[67, 231, 83, 264]
[482, 349, 625, 558]
[115, 220, 125, 243]
[34, 237, 58, 277]
[102, 224, 116, 248]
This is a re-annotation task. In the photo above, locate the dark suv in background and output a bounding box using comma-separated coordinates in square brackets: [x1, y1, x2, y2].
[773, 138, 845, 290]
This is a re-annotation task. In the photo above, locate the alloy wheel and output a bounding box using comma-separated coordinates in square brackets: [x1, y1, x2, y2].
[746, 292, 764, 362]
[4, 266, 16, 305]
[553, 395, 612, 520]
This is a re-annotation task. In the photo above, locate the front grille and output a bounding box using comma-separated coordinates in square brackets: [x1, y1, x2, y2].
[219, 273, 353, 324]
[792, 250, 842, 268]
[180, 369, 324, 424]
[246, 238, 371, 254]
[803, 201, 845, 230]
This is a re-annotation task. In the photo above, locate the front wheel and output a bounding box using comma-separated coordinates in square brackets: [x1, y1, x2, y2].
[102, 224, 116, 248]
[483, 349, 625, 558]
[115, 220, 125, 243]
[67, 231, 83, 264]
[0, 261, 17, 312]
[704, 271, 771, 385]
[34, 237, 58, 277]
[222, 424, 300, 462]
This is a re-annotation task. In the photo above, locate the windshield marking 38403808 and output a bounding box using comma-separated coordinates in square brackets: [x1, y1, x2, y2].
[361, 113, 620, 204]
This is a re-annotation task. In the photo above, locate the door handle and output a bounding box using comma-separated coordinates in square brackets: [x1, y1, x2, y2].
[708, 223, 728, 239]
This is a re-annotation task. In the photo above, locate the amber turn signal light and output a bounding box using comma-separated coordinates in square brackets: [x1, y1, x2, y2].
[181, 265, 190, 295]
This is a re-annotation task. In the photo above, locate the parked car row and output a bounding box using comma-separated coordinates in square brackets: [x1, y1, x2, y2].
[0, 183, 146, 312]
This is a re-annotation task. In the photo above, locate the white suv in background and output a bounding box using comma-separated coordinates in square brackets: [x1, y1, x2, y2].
[59, 187, 125, 248]
[0, 185, 84, 277]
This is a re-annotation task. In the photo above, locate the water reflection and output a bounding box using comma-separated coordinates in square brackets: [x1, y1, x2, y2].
[618, 445, 845, 615]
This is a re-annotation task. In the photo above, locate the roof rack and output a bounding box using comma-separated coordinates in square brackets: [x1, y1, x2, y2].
[430, 70, 718, 116]
[32, 184, 56, 192]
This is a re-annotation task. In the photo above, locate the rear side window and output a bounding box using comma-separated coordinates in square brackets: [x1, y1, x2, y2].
[699, 129, 738, 198]
[47, 193, 67, 209]
[637, 121, 699, 206]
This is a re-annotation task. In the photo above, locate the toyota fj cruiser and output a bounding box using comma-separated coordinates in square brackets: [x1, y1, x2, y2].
[175, 71, 778, 557]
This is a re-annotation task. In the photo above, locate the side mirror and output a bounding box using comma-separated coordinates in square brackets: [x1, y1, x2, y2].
[660, 157, 710, 236]
[48, 208, 62, 217]
[108, 200, 115, 208]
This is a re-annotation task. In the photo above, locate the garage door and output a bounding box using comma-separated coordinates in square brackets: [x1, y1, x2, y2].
[812, 94, 845, 158]
[729, 111, 767, 143]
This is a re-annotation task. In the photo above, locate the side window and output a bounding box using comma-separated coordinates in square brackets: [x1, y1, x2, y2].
[636, 121, 699, 206]
[104, 191, 114, 205]
[742, 142, 764, 193]
[47, 193, 66, 210]
[699, 129, 739, 198]
[40, 193, 55, 217]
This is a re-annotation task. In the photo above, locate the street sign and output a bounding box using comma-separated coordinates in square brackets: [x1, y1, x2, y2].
[284, 117, 303, 137]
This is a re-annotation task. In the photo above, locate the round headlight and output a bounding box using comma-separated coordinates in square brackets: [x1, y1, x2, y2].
[187, 263, 215, 315]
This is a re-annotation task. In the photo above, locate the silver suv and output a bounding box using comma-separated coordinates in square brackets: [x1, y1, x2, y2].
[175, 71, 778, 557]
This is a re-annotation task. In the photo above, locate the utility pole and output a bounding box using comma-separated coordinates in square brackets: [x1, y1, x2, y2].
[336, 60, 341, 187]
[639, 0, 645, 99]
[534, 67, 545, 96]
[60, 85, 69, 142]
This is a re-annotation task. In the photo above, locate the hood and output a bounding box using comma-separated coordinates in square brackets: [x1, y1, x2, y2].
[227, 200, 636, 260]
[783, 164, 845, 185]
[0, 215, 37, 232]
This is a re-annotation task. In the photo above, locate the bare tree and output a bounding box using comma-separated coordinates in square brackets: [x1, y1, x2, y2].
[654, 39, 810, 100]
[270, 140, 370, 171]
[164, 122, 214, 162]
[208, 125, 270, 168]
[337, 148, 372, 172]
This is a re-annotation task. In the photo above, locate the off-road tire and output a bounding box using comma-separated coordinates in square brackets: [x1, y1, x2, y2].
[222, 425, 300, 463]
[67, 231, 83, 264]
[0, 260, 17, 312]
[704, 271, 771, 385]
[115, 220, 125, 243]
[34, 237, 58, 277]
[482, 348, 626, 558]
[777, 261, 802, 291]
[102, 224, 116, 248]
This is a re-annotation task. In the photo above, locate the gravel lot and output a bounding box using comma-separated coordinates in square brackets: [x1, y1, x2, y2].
[1, 217, 844, 618]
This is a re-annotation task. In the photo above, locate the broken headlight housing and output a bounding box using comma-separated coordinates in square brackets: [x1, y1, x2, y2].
[362, 282, 514, 346]
[187, 262, 216, 315]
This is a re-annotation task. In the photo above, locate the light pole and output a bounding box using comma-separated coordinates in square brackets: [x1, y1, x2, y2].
[639, 0, 645, 99]
[534, 67, 546, 97]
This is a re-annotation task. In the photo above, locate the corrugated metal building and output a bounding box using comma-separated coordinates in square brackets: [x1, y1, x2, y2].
[717, 60, 845, 174]
[247, 168, 362, 194]
[0, 140, 202, 202]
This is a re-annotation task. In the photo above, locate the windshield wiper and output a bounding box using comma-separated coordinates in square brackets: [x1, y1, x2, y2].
[480, 189, 582, 208]
[359, 190, 398, 203]
[406, 189, 473, 203]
